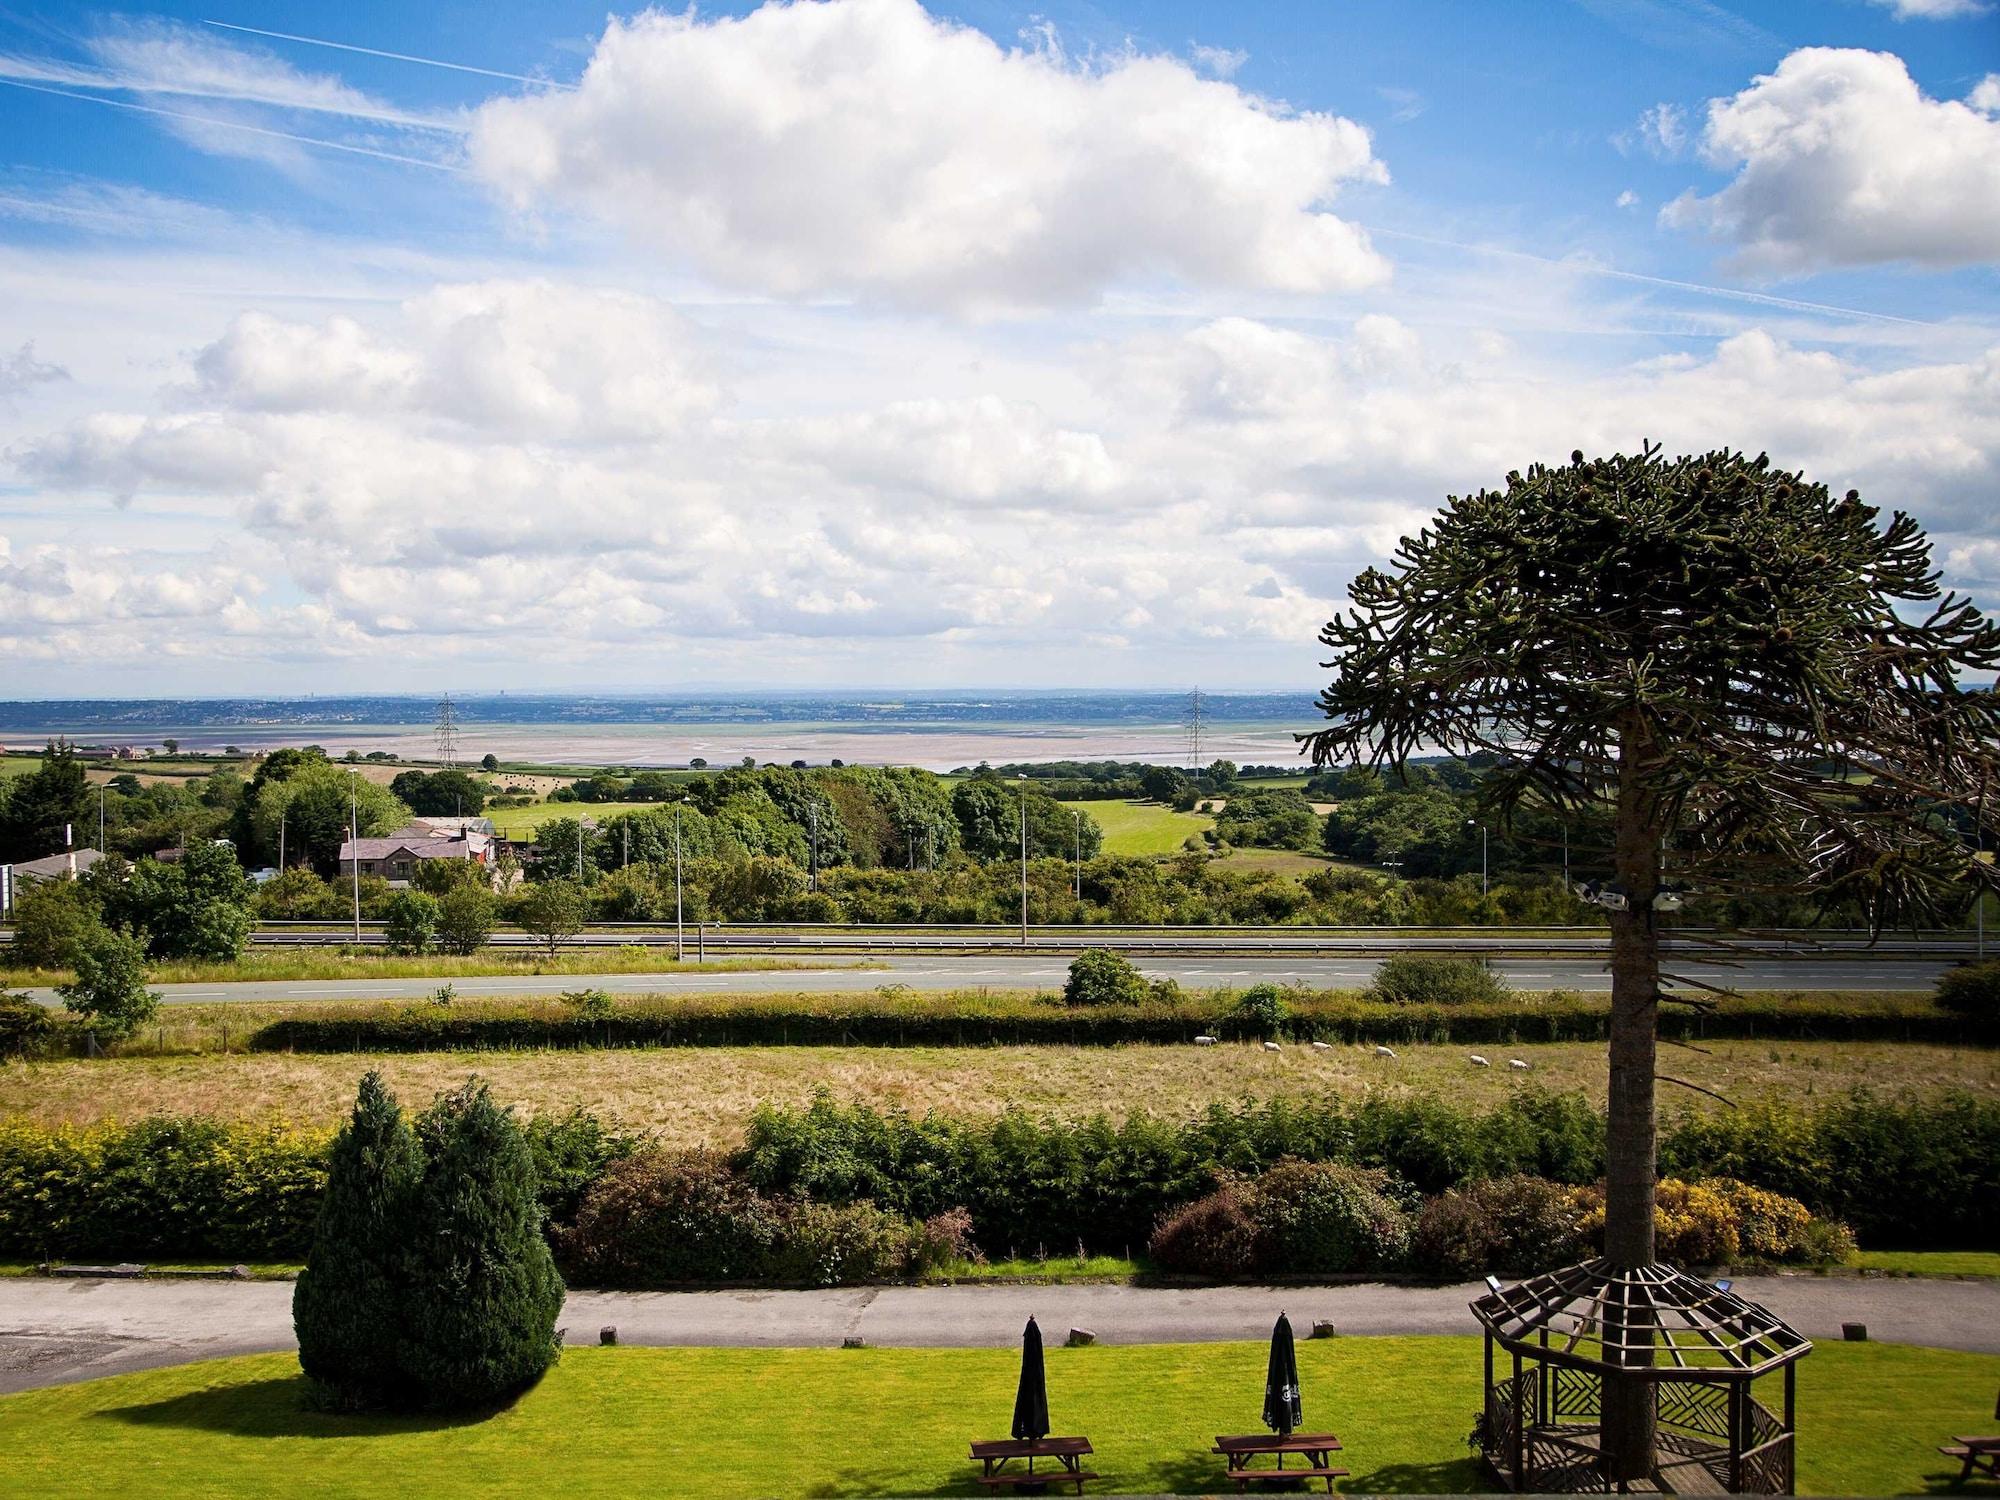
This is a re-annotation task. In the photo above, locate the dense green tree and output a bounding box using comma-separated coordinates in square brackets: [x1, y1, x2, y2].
[383, 889, 441, 955]
[396, 1082, 564, 1409]
[57, 927, 158, 1039]
[294, 1072, 425, 1407]
[103, 841, 255, 962]
[388, 770, 490, 817]
[6, 877, 104, 969]
[0, 740, 92, 861]
[436, 885, 497, 955]
[1302, 445, 2000, 1479]
[480, 753, 500, 773]
[518, 879, 588, 956]
[250, 762, 408, 874]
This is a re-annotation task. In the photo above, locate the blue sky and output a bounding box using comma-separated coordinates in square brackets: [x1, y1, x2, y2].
[1, 0, 1996, 693]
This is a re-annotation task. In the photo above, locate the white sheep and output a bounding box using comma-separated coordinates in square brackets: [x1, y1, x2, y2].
[1193, 1035, 1219, 1046]
[1469, 1055, 1490, 1067]
[1373, 1045, 1397, 1058]
[1509, 1058, 1531, 1070]
[1263, 1040, 1283, 1052]
[1311, 1040, 1332, 1051]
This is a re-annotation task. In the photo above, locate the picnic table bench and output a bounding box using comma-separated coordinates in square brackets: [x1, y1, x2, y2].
[1940, 1435, 2000, 1485]
[970, 1436, 1097, 1494]
[1212, 1433, 1348, 1493]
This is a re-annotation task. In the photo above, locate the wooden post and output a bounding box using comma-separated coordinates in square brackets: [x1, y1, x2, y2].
[1728, 1380, 1744, 1495]
[1784, 1363, 1798, 1496]
[1512, 1348, 1526, 1491]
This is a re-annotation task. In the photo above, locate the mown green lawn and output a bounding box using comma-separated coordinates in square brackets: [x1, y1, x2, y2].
[0, 1338, 1990, 1498]
[1059, 799, 1213, 857]
[484, 800, 673, 836]
[1857, 1250, 2000, 1278]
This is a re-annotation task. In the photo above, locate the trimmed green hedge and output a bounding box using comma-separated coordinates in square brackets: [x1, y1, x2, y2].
[245, 987, 1987, 1052]
[2, 1090, 1990, 1265]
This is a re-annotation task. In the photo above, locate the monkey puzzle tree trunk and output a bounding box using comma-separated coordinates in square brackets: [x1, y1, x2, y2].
[1601, 711, 1663, 1484]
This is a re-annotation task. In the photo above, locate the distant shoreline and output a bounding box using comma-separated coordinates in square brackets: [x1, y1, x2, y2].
[0, 693, 1322, 773]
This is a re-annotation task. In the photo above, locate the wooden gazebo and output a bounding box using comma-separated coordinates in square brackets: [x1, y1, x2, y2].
[1471, 1259, 1811, 1495]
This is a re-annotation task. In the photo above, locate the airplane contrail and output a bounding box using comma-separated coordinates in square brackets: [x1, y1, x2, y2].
[0, 77, 463, 171]
[1363, 223, 1933, 328]
[201, 19, 575, 89]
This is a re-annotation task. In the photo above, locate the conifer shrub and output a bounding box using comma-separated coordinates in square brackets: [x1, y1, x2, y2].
[294, 1072, 424, 1408]
[394, 1081, 565, 1409]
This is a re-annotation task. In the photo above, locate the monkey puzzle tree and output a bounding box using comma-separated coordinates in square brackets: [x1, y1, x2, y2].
[1302, 444, 2000, 1481]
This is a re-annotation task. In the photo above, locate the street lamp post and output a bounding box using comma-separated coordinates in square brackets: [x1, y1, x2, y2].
[349, 777, 361, 942]
[1072, 809, 1083, 900]
[674, 805, 685, 963]
[1465, 819, 1488, 897]
[1018, 777, 1029, 946]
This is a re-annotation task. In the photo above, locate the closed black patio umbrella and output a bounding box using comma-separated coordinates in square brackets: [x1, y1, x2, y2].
[1012, 1316, 1051, 1442]
[1263, 1312, 1302, 1437]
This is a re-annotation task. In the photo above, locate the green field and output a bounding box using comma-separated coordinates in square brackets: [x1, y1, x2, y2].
[1059, 799, 1213, 856]
[1855, 1250, 2000, 1278]
[0, 1339, 1987, 1498]
[484, 801, 665, 836]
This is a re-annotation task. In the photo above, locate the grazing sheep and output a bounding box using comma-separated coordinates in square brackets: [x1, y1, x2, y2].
[1509, 1058, 1531, 1070]
[1311, 1040, 1332, 1051]
[1193, 1035, 1219, 1046]
[1469, 1054, 1490, 1067]
[1373, 1045, 1397, 1058]
[1262, 1040, 1283, 1052]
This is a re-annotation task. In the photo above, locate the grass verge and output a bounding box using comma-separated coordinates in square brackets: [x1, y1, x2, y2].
[0, 1340, 1990, 1498]
[0, 952, 852, 989]
[3, 1038, 1991, 1135]
[1856, 1250, 2000, 1278]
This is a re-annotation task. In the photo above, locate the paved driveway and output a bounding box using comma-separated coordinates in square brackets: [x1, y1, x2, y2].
[4, 1274, 1994, 1395]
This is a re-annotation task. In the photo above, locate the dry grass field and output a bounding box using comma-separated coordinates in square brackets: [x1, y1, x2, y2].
[2, 1038, 1990, 1141]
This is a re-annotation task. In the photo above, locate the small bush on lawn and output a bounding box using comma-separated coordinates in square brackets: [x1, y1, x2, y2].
[1935, 960, 2000, 1017]
[0, 992, 55, 1059]
[1228, 983, 1290, 1039]
[1148, 1178, 1263, 1278]
[1411, 1175, 1589, 1279]
[1064, 949, 1150, 1006]
[1366, 954, 1511, 1006]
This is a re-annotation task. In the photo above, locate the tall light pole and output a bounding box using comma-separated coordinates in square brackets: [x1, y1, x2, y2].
[349, 776, 361, 941]
[1072, 809, 1083, 900]
[674, 805, 685, 962]
[1465, 818, 1488, 897]
[808, 804, 819, 893]
[97, 784, 106, 852]
[279, 810, 286, 872]
[1018, 777, 1029, 945]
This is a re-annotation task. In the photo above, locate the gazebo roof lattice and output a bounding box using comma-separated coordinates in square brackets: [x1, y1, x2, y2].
[1470, 1258, 1812, 1382]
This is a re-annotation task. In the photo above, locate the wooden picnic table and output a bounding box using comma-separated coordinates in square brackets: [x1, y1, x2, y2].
[1940, 1434, 2000, 1485]
[1212, 1433, 1348, 1493]
[970, 1435, 1097, 1494]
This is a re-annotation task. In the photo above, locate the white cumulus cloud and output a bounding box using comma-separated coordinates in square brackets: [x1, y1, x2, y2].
[466, 0, 1389, 315]
[1868, 0, 1988, 18]
[1662, 48, 2000, 272]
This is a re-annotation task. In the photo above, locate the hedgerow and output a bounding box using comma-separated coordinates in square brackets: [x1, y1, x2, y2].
[240, 987, 1991, 1053]
[0, 1089, 1989, 1266]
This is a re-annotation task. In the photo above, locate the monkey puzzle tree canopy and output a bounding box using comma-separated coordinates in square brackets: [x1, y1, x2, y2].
[1303, 445, 2000, 921]
[1302, 443, 2000, 1482]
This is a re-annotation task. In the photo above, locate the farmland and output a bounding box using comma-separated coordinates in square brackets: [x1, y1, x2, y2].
[1057, 799, 1212, 856]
